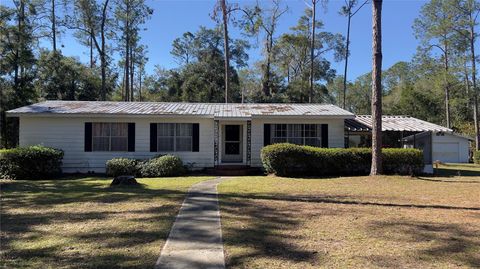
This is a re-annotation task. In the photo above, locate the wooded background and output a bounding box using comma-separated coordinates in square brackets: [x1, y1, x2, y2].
[1, 0, 479, 151]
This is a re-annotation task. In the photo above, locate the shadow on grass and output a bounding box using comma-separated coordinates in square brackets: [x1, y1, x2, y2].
[433, 166, 480, 178]
[220, 192, 480, 211]
[220, 190, 480, 268]
[1, 177, 185, 208]
[369, 220, 480, 268]
[413, 176, 480, 184]
[0, 177, 190, 268]
[220, 195, 325, 268]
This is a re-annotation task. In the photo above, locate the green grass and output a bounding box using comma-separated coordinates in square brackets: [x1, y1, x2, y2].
[218, 173, 480, 268]
[0, 176, 212, 269]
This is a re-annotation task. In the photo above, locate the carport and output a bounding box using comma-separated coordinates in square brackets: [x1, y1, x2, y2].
[344, 115, 470, 173]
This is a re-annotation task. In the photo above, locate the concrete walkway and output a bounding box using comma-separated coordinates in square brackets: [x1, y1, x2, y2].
[155, 177, 226, 269]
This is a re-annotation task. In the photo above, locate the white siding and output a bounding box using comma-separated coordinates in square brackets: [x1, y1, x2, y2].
[432, 133, 470, 163]
[18, 116, 347, 172]
[19, 116, 214, 173]
[250, 118, 346, 167]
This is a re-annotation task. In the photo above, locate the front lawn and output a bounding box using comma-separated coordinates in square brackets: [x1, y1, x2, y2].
[218, 171, 480, 268]
[0, 176, 212, 269]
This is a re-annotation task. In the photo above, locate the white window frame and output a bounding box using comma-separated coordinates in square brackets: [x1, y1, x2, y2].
[157, 123, 193, 152]
[92, 122, 128, 152]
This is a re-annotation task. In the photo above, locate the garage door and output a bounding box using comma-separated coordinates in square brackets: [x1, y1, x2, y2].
[432, 142, 459, 163]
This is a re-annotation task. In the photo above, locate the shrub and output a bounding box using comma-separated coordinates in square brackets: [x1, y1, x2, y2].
[140, 155, 185, 177]
[106, 158, 139, 177]
[261, 143, 424, 177]
[474, 150, 480, 164]
[382, 148, 424, 175]
[0, 145, 64, 180]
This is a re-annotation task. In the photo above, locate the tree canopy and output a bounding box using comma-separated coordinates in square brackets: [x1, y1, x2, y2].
[0, 0, 479, 149]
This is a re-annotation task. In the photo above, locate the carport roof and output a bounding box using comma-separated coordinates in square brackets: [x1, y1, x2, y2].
[345, 115, 453, 132]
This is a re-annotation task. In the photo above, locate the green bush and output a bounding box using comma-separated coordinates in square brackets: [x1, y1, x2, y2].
[261, 143, 424, 177]
[474, 150, 480, 164]
[140, 155, 185, 177]
[382, 148, 425, 174]
[0, 145, 64, 180]
[106, 158, 139, 177]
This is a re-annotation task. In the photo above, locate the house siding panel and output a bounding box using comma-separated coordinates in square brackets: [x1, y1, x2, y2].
[19, 116, 215, 173]
[18, 116, 347, 172]
[250, 118, 346, 167]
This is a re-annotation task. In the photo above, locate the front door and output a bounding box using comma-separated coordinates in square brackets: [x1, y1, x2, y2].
[222, 125, 243, 163]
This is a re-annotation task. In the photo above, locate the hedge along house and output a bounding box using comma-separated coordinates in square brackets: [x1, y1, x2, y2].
[6, 101, 354, 173]
[345, 115, 472, 173]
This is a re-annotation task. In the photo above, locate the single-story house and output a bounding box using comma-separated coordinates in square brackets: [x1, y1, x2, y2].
[6, 101, 354, 173]
[345, 115, 473, 173]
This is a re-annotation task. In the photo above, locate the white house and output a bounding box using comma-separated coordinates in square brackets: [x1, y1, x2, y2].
[6, 101, 354, 173]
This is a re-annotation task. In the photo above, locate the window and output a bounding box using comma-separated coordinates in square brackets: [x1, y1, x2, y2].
[271, 124, 321, 147]
[158, 123, 175, 151]
[304, 124, 321, 147]
[272, 124, 287, 144]
[92, 123, 128, 151]
[175, 123, 193, 151]
[157, 123, 193, 152]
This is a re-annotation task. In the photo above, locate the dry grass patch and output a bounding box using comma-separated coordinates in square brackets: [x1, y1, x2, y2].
[218, 171, 480, 268]
[0, 176, 211, 269]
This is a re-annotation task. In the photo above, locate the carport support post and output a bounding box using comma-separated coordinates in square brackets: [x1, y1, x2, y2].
[401, 131, 404, 148]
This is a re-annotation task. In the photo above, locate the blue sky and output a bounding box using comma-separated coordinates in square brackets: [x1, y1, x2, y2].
[14, 0, 427, 81]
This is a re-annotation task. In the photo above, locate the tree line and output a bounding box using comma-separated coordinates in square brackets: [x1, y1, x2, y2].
[0, 0, 479, 152]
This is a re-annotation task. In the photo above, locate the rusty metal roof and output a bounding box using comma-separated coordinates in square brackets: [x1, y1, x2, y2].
[345, 115, 452, 132]
[7, 101, 354, 118]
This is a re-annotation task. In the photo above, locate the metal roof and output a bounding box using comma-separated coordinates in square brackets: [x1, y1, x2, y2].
[7, 101, 354, 119]
[402, 131, 474, 141]
[345, 115, 452, 132]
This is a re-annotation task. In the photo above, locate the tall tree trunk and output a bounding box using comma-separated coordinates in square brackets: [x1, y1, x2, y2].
[14, 0, 22, 91]
[100, 0, 110, 101]
[121, 67, 125, 100]
[464, 59, 470, 97]
[370, 0, 383, 176]
[0, 75, 5, 147]
[124, 63, 128, 101]
[443, 46, 451, 128]
[138, 65, 142, 101]
[89, 34, 94, 68]
[309, 0, 317, 103]
[263, 38, 272, 97]
[130, 46, 134, 101]
[17, 0, 25, 90]
[51, 0, 56, 52]
[342, 12, 351, 109]
[221, 0, 230, 103]
[68, 70, 75, 100]
[470, 24, 479, 150]
[287, 65, 290, 83]
[124, 2, 130, 102]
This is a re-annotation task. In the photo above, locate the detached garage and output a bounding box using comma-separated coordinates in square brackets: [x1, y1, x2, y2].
[431, 132, 470, 163]
[403, 131, 472, 166]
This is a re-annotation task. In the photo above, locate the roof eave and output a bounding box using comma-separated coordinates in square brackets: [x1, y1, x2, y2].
[252, 114, 355, 119]
[6, 112, 216, 119]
